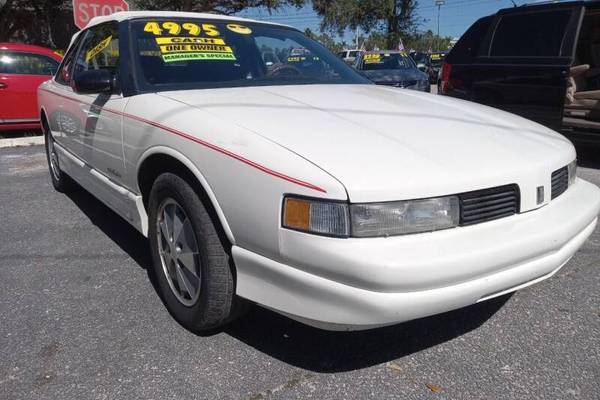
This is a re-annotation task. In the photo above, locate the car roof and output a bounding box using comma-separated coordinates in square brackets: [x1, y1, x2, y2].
[518, 0, 586, 9]
[364, 50, 407, 55]
[86, 11, 291, 30]
[0, 42, 62, 60]
[489, 0, 597, 16]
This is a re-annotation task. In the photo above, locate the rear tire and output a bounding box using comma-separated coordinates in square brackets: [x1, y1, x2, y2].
[44, 125, 74, 193]
[148, 173, 238, 331]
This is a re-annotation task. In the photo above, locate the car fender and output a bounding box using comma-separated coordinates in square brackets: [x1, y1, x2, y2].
[136, 145, 236, 245]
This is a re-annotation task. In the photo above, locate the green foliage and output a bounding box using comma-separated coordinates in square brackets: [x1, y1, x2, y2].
[404, 30, 453, 52]
[132, 0, 304, 15]
[304, 27, 348, 53]
[305, 28, 451, 54]
[0, 0, 74, 48]
[312, 0, 421, 49]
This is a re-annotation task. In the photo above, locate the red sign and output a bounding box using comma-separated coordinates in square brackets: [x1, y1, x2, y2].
[72, 0, 129, 30]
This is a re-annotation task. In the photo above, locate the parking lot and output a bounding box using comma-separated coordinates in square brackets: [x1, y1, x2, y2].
[1, 144, 599, 400]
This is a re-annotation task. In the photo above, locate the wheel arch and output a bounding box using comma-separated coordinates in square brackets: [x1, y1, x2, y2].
[136, 146, 236, 246]
[39, 106, 49, 129]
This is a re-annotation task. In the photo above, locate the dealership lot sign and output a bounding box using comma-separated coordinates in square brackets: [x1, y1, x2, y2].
[73, 0, 129, 29]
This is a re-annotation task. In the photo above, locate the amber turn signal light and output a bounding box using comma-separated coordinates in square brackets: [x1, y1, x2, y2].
[283, 197, 311, 230]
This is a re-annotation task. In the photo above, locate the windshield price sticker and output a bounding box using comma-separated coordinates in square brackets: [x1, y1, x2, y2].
[226, 24, 252, 35]
[144, 21, 236, 63]
[364, 53, 382, 64]
[288, 56, 308, 62]
[287, 55, 320, 63]
[86, 35, 113, 62]
[155, 37, 226, 45]
[144, 21, 220, 37]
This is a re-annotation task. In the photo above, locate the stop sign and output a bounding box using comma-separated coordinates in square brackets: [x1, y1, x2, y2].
[72, 0, 129, 30]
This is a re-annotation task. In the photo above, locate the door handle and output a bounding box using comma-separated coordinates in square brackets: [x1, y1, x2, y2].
[80, 105, 99, 119]
[0, 82, 7, 89]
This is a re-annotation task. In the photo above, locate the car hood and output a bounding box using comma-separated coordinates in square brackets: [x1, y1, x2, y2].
[158, 84, 575, 205]
[362, 68, 426, 83]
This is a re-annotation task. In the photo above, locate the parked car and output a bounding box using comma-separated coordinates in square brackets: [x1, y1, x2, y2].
[355, 50, 430, 92]
[410, 51, 435, 83]
[39, 11, 600, 332]
[337, 48, 361, 65]
[439, 0, 600, 143]
[429, 51, 447, 85]
[0, 43, 62, 131]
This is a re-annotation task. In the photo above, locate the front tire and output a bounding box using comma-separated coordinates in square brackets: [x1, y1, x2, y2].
[148, 173, 237, 331]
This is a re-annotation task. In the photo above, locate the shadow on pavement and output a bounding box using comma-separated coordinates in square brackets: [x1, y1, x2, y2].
[225, 295, 509, 373]
[65, 187, 153, 270]
[64, 182, 510, 373]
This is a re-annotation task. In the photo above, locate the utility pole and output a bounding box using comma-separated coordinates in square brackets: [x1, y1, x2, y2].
[436, 0, 445, 37]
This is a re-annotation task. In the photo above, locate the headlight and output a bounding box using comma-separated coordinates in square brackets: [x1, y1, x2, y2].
[282, 195, 459, 238]
[568, 159, 577, 186]
[350, 196, 459, 237]
[282, 196, 349, 237]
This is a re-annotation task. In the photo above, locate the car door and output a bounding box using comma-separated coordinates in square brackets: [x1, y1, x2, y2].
[59, 21, 127, 185]
[0, 51, 60, 125]
[446, 3, 584, 131]
[48, 36, 85, 155]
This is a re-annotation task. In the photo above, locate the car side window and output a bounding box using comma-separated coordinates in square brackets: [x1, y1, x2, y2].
[72, 22, 120, 80]
[490, 10, 572, 57]
[0, 52, 59, 75]
[448, 16, 493, 62]
[56, 34, 85, 85]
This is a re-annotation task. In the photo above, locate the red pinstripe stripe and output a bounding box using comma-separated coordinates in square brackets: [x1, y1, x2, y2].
[40, 88, 327, 193]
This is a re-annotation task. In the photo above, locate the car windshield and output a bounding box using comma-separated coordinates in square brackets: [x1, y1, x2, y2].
[430, 52, 445, 66]
[411, 52, 428, 64]
[359, 52, 415, 71]
[132, 18, 369, 91]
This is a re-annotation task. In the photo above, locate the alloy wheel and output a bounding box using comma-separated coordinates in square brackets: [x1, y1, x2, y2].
[156, 198, 202, 306]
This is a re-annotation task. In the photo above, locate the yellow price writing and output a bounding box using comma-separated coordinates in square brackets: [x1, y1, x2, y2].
[144, 21, 221, 37]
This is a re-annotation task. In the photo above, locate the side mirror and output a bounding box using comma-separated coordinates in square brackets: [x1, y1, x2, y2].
[72, 69, 112, 94]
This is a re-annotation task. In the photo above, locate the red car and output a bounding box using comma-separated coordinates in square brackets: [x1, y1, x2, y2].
[0, 43, 62, 131]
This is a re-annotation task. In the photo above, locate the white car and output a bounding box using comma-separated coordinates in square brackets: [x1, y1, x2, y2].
[39, 11, 600, 331]
[337, 49, 361, 65]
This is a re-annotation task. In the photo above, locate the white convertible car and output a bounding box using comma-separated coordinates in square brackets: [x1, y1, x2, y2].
[39, 11, 600, 331]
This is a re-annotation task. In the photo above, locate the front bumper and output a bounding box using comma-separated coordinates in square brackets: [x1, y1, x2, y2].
[233, 179, 600, 330]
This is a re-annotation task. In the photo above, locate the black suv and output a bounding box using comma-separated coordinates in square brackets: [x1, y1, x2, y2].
[440, 1, 600, 144]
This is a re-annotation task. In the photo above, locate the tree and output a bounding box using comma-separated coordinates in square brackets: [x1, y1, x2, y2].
[0, 0, 73, 48]
[304, 27, 347, 53]
[132, 0, 305, 15]
[312, 0, 420, 49]
[404, 30, 452, 52]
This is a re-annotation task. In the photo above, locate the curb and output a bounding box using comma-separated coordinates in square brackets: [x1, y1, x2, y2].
[0, 136, 44, 149]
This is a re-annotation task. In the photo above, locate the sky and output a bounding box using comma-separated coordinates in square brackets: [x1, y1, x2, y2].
[236, 0, 555, 44]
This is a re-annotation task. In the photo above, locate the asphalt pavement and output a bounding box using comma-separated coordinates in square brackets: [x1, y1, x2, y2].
[1, 145, 599, 400]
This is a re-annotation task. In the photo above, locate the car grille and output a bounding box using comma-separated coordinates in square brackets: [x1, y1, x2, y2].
[377, 80, 417, 88]
[459, 184, 520, 226]
[551, 166, 568, 200]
